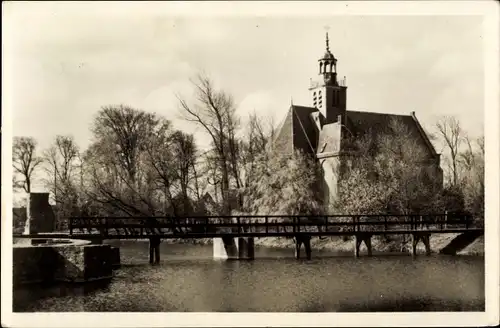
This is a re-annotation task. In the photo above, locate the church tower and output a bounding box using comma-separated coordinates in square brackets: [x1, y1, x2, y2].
[309, 33, 348, 125]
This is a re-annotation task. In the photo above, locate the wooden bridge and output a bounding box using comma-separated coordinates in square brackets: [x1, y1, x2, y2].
[15, 213, 482, 261]
[13, 213, 481, 239]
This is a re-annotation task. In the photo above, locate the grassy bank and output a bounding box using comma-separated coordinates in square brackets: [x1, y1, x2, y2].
[49, 229, 484, 256]
[253, 234, 485, 256]
[101, 235, 484, 256]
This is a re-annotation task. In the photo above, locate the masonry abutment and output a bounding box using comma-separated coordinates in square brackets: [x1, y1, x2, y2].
[213, 237, 255, 260]
[411, 233, 432, 256]
[295, 235, 312, 260]
[354, 234, 373, 257]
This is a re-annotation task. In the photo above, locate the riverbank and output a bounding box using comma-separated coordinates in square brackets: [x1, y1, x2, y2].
[160, 234, 484, 256]
[252, 234, 484, 256]
[43, 231, 484, 256]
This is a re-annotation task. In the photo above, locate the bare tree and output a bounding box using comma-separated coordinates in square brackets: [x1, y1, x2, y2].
[436, 116, 464, 187]
[458, 134, 484, 217]
[170, 131, 198, 214]
[239, 112, 277, 191]
[177, 74, 240, 214]
[82, 105, 202, 219]
[335, 118, 443, 215]
[85, 105, 163, 217]
[142, 120, 199, 216]
[43, 135, 81, 228]
[12, 136, 44, 193]
[92, 105, 160, 183]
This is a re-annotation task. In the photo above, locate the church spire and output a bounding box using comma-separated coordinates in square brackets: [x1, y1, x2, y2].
[318, 32, 337, 85]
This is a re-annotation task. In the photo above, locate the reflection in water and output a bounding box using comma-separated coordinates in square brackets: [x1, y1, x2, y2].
[13, 241, 484, 312]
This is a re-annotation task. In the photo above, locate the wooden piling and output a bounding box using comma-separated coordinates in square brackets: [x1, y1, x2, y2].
[412, 233, 431, 257]
[365, 235, 373, 257]
[304, 237, 312, 260]
[422, 234, 431, 256]
[149, 237, 161, 264]
[411, 233, 419, 257]
[355, 235, 361, 258]
[295, 238, 303, 259]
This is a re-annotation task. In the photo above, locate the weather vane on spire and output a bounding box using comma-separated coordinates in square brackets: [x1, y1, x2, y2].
[324, 25, 331, 52]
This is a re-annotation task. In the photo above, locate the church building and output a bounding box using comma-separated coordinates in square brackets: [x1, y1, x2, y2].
[273, 33, 443, 210]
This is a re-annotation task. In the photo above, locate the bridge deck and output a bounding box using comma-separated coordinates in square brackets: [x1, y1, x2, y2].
[13, 214, 482, 240]
[14, 228, 484, 240]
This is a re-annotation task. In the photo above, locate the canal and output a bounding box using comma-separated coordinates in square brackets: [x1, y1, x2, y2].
[13, 240, 484, 312]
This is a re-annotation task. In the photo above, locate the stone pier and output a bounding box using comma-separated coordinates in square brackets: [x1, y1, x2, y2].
[354, 233, 373, 257]
[13, 239, 120, 285]
[213, 237, 255, 260]
[411, 232, 431, 256]
[295, 235, 312, 260]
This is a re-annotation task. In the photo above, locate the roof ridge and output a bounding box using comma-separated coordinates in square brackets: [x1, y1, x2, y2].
[347, 110, 412, 117]
[291, 104, 316, 110]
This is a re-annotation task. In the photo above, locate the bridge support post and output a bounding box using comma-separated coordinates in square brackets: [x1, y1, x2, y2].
[295, 235, 312, 260]
[237, 237, 255, 260]
[411, 233, 431, 256]
[354, 233, 373, 257]
[295, 239, 302, 259]
[149, 237, 161, 264]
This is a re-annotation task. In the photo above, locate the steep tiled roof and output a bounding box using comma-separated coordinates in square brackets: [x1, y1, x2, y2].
[346, 111, 415, 136]
[273, 105, 319, 155]
[274, 106, 438, 159]
[345, 110, 438, 157]
[291, 105, 318, 155]
[273, 108, 294, 154]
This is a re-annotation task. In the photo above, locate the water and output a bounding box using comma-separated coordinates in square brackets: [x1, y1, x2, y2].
[13, 241, 484, 312]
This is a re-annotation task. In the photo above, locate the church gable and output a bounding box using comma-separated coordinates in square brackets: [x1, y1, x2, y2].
[317, 122, 342, 154]
[273, 108, 294, 154]
[291, 105, 318, 155]
[273, 105, 319, 155]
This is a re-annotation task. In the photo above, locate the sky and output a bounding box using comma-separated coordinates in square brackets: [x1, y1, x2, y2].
[4, 3, 485, 194]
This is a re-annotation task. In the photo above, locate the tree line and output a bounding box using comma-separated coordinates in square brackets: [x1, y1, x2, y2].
[12, 74, 484, 230]
[333, 117, 484, 221]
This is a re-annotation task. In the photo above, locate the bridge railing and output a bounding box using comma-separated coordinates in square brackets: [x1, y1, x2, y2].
[67, 213, 474, 237]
